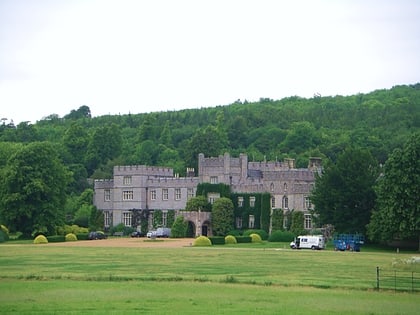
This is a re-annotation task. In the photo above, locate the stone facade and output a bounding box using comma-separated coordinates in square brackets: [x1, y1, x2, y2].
[93, 153, 321, 235]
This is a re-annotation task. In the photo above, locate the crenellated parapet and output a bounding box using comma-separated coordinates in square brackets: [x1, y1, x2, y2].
[147, 177, 199, 186]
[94, 179, 114, 189]
[114, 165, 174, 177]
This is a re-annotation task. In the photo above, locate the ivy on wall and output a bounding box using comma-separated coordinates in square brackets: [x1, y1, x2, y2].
[231, 192, 271, 233]
[130, 209, 149, 233]
[153, 210, 163, 228]
[271, 208, 284, 231]
[167, 210, 175, 227]
[197, 183, 231, 198]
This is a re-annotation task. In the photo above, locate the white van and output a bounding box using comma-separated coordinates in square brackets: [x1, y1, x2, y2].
[290, 235, 325, 250]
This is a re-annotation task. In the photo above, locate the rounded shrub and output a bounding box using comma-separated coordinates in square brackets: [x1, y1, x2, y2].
[65, 233, 78, 242]
[34, 235, 48, 244]
[250, 233, 262, 243]
[244, 229, 268, 240]
[193, 235, 212, 246]
[225, 235, 237, 244]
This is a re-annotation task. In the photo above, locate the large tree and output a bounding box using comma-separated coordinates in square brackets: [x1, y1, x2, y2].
[85, 123, 122, 174]
[311, 148, 379, 234]
[0, 142, 72, 236]
[211, 197, 234, 236]
[184, 125, 228, 170]
[185, 196, 211, 212]
[367, 133, 420, 249]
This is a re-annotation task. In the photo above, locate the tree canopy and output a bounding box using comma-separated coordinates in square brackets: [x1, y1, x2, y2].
[0, 142, 72, 236]
[311, 148, 379, 234]
[367, 133, 420, 249]
[211, 197, 234, 236]
[0, 84, 419, 240]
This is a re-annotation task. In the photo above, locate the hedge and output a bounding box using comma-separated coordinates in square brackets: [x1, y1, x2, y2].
[235, 236, 252, 243]
[208, 236, 225, 245]
[76, 233, 89, 240]
[47, 235, 66, 243]
[268, 230, 295, 242]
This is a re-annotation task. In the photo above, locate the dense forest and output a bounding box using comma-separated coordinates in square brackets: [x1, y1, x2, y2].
[2, 84, 419, 182]
[0, 83, 419, 239]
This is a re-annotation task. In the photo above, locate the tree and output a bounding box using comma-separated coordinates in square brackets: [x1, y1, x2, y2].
[311, 148, 379, 234]
[185, 196, 211, 212]
[63, 122, 89, 163]
[0, 142, 72, 236]
[184, 125, 228, 170]
[211, 197, 234, 236]
[171, 216, 188, 238]
[64, 105, 92, 120]
[367, 133, 420, 249]
[281, 121, 318, 154]
[85, 123, 122, 174]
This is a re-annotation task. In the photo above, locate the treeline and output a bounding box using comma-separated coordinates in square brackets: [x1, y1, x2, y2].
[1, 83, 419, 190]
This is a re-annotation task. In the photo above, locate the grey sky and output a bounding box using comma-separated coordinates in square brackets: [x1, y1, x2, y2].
[1, 0, 419, 124]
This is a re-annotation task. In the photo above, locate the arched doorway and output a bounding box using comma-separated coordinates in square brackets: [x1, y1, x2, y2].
[186, 221, 195, 238]
[201, 220, 211, 236]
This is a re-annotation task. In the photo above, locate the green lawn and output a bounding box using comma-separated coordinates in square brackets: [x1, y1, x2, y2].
[1, 240, 419, 314]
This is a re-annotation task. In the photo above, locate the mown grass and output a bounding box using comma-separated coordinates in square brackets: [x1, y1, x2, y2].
[1, 240, 419, 314]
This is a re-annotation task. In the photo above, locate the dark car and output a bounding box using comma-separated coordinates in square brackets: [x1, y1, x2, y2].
[131, 231, 145, 238]
[88, 231, 107, 240]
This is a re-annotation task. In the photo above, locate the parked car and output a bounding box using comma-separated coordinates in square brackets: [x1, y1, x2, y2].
[131, 231, 145, 238]
[88, 231, 107, 240]
[146, 230, 157, 238]
[147, 227, 171, 238]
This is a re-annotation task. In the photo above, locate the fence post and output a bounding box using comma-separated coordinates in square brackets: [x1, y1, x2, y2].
[376, 266, 380, 290]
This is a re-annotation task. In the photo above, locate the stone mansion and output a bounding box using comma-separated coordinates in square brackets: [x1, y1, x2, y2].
[93, 153, 322, 236]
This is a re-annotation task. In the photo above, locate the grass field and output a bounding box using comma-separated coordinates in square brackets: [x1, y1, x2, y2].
[1, 239, 419, 314]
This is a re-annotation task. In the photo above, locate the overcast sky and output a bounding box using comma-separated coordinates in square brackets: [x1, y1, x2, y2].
[1, 0, 419, 124]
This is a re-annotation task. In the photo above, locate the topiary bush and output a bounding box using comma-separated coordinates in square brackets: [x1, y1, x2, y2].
[225, 235, 237, 244]
[65, 233, 78, 242]
[34, 235, 48, 244]
[250, 233, 262, 243]
[268, 230, 295, 242]
[193, 236, 212, 246]
[244, 229, 268, 240]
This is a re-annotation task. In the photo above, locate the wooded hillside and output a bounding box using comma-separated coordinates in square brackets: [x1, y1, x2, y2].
[1, 83, 419, 190]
